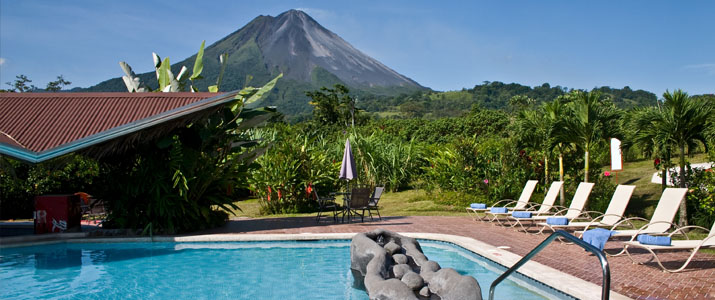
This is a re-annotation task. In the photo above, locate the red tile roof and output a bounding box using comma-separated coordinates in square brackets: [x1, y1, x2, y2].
[0, 92, 232, 162]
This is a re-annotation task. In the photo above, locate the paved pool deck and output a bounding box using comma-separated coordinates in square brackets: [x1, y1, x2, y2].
[193, 215, 715, 300]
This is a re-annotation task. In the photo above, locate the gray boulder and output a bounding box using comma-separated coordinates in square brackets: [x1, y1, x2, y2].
[350, 229, 482, 300]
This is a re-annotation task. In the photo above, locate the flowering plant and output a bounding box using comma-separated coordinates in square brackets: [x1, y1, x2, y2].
[603, 171, 611, 177]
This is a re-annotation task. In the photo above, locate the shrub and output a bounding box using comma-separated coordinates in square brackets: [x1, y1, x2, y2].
[421, 136, 534, 204]
[686, 167, 715, 228]
[248, 126, 339, 214]
[586, 170, 618, 213]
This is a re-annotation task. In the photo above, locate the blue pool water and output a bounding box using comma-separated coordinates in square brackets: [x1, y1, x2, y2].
[0, 240, 573, 299]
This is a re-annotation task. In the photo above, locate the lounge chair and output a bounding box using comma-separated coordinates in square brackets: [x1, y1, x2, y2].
[576, 188, 688, 256]
[466, 180, 538, 221]
[344, 187, 371, 223]
[314, 188, 339, 223]
[536, 184, 636, 234]
[623, 221, 715, 272]
[365, 186, 384, 221]
[508, 182, 594, 233]
[487, 181, 563, 226]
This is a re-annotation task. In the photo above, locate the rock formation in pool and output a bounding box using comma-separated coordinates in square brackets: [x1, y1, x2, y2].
[350, 229, 482, 300]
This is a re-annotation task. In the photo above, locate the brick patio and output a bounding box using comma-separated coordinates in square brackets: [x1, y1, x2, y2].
[197, 215, 715, 299]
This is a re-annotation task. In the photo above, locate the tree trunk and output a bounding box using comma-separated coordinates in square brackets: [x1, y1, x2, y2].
[559, 153, 565, 206]
[584, 149, 589, 183]
[544, 155, 549, 186]
[677, 144, 688, 226]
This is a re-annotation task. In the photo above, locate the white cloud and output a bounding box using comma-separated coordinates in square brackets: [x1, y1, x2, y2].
[0, 58, 5, 66]
[684, 63, 715, 75]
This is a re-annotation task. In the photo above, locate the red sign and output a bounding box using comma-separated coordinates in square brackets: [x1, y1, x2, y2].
[34, 195, 81, 234]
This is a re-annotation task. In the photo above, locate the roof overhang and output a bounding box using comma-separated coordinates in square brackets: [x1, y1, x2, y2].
[0, 91, 240, 163]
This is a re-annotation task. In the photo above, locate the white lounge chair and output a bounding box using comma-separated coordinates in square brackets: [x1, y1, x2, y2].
[576, 188, 688, 256]
[623, 221, 715, 272]
[465, 180, 538, 221]
[508, 182, 594, 233]
[536, 184, 636, 234]
[488, 181, 563, 226]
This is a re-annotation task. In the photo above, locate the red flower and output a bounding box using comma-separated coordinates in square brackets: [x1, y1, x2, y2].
[604, 171, 611, 177]
[267, 186, 272, 202]
[306, 183, 313, 198]
[277, 189, 282, 199]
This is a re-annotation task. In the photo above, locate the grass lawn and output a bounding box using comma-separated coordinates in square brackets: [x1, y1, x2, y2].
[229, 189, 466, 219]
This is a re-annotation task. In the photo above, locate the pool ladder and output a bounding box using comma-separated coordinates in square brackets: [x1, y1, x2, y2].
[488, 230, 611, 300]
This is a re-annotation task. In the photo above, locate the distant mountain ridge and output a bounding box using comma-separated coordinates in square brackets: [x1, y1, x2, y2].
[86, 9, 426, 117]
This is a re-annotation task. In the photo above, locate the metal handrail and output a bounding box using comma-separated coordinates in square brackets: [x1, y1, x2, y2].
[488, 230, 610, 300]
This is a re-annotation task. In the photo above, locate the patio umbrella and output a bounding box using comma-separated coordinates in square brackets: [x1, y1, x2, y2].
[339, 138, 356, 182]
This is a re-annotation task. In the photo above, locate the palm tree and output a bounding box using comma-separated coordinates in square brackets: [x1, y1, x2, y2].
[629, 107, 674, 191]
[560, 91, 618, 182]
[544, 99, 572, 206]
[517, 109, 552, 186]
[661, 90, 711, 225]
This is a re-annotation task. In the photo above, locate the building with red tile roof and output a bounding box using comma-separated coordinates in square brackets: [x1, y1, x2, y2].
[0, 92, 239, 163]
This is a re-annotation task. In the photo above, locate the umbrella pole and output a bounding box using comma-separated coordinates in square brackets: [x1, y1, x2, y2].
[345, 180, 350, 223]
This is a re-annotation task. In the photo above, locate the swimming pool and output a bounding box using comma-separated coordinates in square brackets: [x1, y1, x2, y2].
[0, 240, 573, 299]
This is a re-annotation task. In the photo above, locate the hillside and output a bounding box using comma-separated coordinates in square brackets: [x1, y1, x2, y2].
[357, 82, 659, 118]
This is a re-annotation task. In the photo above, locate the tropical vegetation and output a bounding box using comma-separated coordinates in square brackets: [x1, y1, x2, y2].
[2, 72, 714, 232]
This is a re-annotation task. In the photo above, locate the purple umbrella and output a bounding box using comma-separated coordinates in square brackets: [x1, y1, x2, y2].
[339, 138, 356, 181]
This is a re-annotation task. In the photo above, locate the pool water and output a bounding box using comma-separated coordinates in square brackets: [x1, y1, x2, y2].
[0, 240, 573, 299]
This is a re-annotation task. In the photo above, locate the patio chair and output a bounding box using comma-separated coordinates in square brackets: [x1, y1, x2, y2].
[344, 187, 371, 223]
[535, 184, 636, 234]
[623, 221, 715, 272]
[466, 180, 538, 221]
[508, 182, 594, 233]
[575, 187, 688, 256]
[82, 198, 107, 226]
[488, 181, 563, 226]
[365, 186, 384, 221]
[314, 188, 339, 223]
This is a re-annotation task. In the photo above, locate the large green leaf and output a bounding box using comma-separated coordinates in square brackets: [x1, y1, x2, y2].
[243, 73, 283, 104]
[158, 57, 171, 91]
[190, 40, 205, 81]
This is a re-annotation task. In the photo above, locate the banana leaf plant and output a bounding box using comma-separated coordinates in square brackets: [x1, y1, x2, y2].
[101, 74, 283, 234]
[119, 40, 230, 93]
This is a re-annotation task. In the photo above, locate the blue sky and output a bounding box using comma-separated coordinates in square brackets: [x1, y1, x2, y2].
[1, 0, 713, 96]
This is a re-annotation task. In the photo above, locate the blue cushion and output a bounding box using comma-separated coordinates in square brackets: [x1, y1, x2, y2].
[582, 228, 616, 251]
[511, 211, 532, 218]
[470, 203, 487, 209]
[490, 207, 508, 214]
[637, 234, 671, 246]
[546, 217, 568, 225]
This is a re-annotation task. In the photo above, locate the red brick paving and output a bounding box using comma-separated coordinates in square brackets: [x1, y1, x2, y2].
[196, 215, 715, 299]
